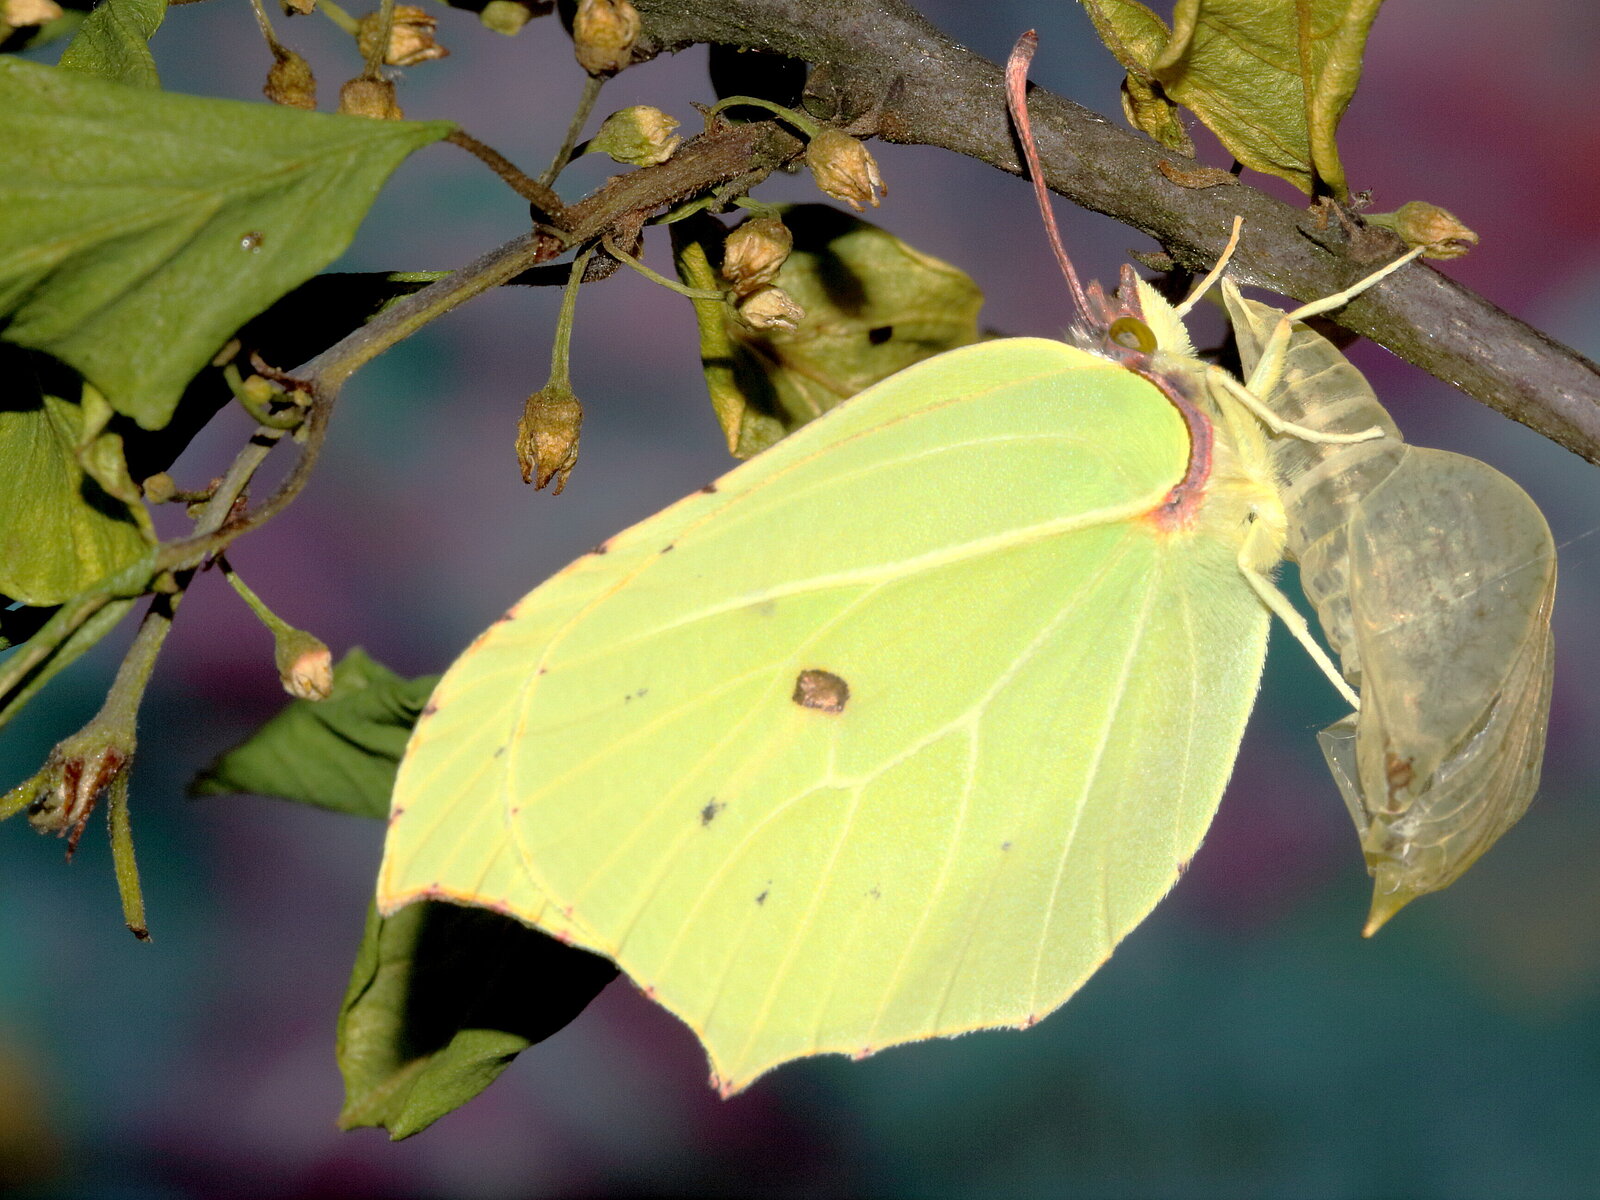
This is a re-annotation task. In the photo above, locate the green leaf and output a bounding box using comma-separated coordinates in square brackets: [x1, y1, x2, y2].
[673, 204, 984, 458]
[57, 0, 165, 87]
[1080, 0, 1385, 197]
[1079, 0, 1196, 153]
[0, 347, 154, 607]
[336, 899, 616, 1140]
[0, 58, 453, 429]
[192, 649, 438, 819]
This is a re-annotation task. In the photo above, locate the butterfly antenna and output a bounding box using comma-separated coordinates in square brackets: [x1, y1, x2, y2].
[1005, 31, 1091, 320]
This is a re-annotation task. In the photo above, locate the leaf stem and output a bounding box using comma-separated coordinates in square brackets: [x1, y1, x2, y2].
[548, 247, 595, 390]
[362, 0, 396, 77]
[602, 235, 725, 300]
[318, 0, 360, 36]
[705, 95, 822, 138]
[541, 75, 605, 189]
[446, 130, 567, 224]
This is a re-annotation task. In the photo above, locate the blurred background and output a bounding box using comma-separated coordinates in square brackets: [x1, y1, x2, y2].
[6, 0, 1600, 1195]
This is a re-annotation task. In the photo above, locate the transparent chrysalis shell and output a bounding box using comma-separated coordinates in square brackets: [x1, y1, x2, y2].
[1222, 281, 1557, 932]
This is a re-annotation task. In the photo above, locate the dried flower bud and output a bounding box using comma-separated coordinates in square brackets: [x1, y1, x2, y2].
[338, 77, 404, 120]
[280, 0, 316, 14]
[516, 385, 583, 493]
[737, 285, 804, 333]
[721, 216, 793, 296]
[357, 4, 448, 67]
[275, 628, 334, 701]
[264, 48, 317, 110]
[805, 128, 886, 212]
[1366, 200, 1479, 261]
[588, 105, 681, 167]
[4, 0, 61, 25]
[572, 0, 638, 75]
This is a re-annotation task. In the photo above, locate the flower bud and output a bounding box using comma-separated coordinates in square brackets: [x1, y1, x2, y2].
[142, 473, 177, 504]
[516, 385, 583, 493]
[1366, 200, 1479, 260]
[480, 0, 547, 35]
[4, 0, 62, 26]
[264, 48, 317, 110]
[338, 77, 404, 120]
[721, 216, 793, 296]
[805, 129, 886, 212]
[357, 4, 448, 67]
[737, 285, 804, 333]
[572, 0, 638, 75]
[588, 105, 681, 167]
[275, 628, 334, 701]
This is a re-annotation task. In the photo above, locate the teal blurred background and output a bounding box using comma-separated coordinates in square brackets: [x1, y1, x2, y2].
[5, 1, 1600, 1195]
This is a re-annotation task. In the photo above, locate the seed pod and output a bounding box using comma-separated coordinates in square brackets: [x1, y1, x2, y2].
[721, 216, 793, 296]
[572, 0, 639, 75]
[264, 48, 317, 110]
[276, 629, 335, 701]
[736, 285, 804, 332]
[516, 385, 583, 494]
[338, 77, 404, 120]
[589, 105, 681, 166]
[805, 129, 886, 211]
[357, 4, 448, 67]
[1366, 201, 1479, 260]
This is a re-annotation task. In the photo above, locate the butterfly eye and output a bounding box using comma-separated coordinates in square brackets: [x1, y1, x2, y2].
[1109, 316, 1156, 353]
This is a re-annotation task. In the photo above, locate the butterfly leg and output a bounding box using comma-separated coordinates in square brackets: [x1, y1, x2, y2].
[1235, 517, 1360, 709]
[1214, 367, 1384, 445]
[1234, 244, 1429, 444]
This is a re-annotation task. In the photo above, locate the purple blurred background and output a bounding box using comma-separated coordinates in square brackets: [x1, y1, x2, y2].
[5, 1, 1600, 1195]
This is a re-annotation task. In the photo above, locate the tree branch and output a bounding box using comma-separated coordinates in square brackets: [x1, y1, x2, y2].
[635, 0, 1600, 464]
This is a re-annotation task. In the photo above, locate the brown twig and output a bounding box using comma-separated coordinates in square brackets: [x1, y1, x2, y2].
[634, 0, 1600, 464]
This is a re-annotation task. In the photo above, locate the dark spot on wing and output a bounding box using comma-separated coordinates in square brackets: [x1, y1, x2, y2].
[493, 745, 506, 758]
[867, 325, 893, 345]
[1000, 841, 1011, 852]
[624, 687, 648, 703]
[700, 482, 718, 494]
[388, 806, 406, 827]
[661, 543, 675, 553]
[510, 806, 521, 817]
[421, 702, 438, 717]
[867, 885, 881, 900]
[538, 666, 549, 676]
[755, 887, 769, 906]
[590, 542, 610, 556]
[700, 799, 725, 826]
[793, 669, 850, 714]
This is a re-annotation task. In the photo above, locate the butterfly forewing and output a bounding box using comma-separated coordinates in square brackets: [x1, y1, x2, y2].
[382, 336, 1275, 1092]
